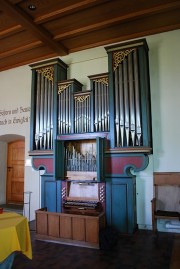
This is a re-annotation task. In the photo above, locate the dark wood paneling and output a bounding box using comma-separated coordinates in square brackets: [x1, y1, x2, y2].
[0, 0, 180, 71]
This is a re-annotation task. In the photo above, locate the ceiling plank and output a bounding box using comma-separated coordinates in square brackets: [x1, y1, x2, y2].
[33, 0, 110, 24]
[61, 8, 180, 53]
[0, 25, 22, 38]
[0, 46, 56, 72]
[0, 0, 68, 55]
[53, 0, 180, 40]
[0, 41, 42, 59]
[0, 0, 180, 72]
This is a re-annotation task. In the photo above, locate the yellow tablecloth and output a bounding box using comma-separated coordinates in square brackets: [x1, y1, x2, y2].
[0, 212, 32, 262]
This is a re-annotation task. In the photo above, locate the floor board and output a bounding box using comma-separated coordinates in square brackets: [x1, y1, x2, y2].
[12, 223, 179, 269]
[170, 234, 180, 269]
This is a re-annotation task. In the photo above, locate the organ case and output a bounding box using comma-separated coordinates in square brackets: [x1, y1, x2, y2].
[30, 39, 152, 240]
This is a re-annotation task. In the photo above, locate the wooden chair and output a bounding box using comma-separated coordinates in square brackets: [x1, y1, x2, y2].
[151, 172, 180, 232]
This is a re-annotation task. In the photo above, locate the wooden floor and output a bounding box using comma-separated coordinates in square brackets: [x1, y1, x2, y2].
[11, 220, 180, 269]
[170, 235, 180, 269]
[0, 203, 23, 215]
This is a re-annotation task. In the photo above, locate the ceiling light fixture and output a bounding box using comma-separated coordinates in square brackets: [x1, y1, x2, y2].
[28, 4, 36, 11]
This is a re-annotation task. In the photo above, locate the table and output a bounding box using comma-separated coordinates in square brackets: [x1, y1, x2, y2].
[0, 212, 32, 268]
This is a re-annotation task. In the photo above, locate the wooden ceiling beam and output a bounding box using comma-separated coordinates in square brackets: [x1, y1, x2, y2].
[34, 0, 110, 24]
[0, 41, 42, 59]
[0, 47, 56, 72]
[0, 0, 68, 55]
[54, 0, 180, 40]
[63, 9, 180, 53]
[0, 25, 22, 38]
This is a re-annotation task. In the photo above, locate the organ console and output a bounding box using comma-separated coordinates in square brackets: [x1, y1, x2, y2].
[61, 179, 105, 216]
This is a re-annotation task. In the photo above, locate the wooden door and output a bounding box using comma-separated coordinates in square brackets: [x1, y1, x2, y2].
[6, 140, 25, 204]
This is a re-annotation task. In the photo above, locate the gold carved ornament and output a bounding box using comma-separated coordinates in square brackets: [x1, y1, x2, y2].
[113, 49, 135, 71]
[36, 66, 54, 82]
[58, 84, 71, 94]
[94, 77, 108, 86]
[74, 95, 90, 103]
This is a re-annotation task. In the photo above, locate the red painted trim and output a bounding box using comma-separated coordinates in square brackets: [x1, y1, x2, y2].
[105, 155, 145, 175]
[32, 158, 54, 173]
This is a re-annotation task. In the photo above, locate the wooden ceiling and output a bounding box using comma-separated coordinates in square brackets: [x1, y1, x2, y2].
[0, 0, 180, 72]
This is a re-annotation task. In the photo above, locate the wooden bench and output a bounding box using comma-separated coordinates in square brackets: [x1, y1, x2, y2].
[151, 172, 180, 232]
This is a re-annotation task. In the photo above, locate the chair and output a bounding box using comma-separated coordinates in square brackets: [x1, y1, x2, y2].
[151, 172, 180, 232]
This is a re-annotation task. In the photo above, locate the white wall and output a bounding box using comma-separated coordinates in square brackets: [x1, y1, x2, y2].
[136, 30, 180, 232]
[0, 65, 40, 221]
[0, 29, 179, 230]
[0, 141, 7, 204]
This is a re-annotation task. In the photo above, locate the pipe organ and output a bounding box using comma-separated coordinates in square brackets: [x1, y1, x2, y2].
[30, 39, 152, 241]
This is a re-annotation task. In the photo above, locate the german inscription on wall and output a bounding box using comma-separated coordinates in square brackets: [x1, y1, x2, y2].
[0, 106, 31, 126]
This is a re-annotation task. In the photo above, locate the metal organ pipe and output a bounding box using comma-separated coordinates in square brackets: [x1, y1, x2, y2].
[113, 49, 142, 148]
[35, 72, 40, 149]
[119, 64, 125, 147]
[98, 82, 102, 131]
[94, 81, 98, 132]
[93, 77, 109, 133]
[133, 49, 142, 146]
[58, 89, 61, 134]
[123, 57, 130, 147]
[128, 53, 135, 146]
[106, 83, 110, 131]
[43, 77, 48, 149]
[50, 81, 54, 149]
[65, 86, 69, 133]
[47, 79, 51, 149]
[34, 67, 54, 150]
[34, 72, 110, 149]
[65, 143, 97, 172]
[104, 83, 108, 131]
[115, 68, 120, 147]
[68, 86, 71, 133]
[101, 83, 105, 131]
[74, 95, 91, 133]
[58, 84, 72, 135]
[81, 98, 84, 132]
[74, 97, 77, 133]
[39, 73, 44, 149]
